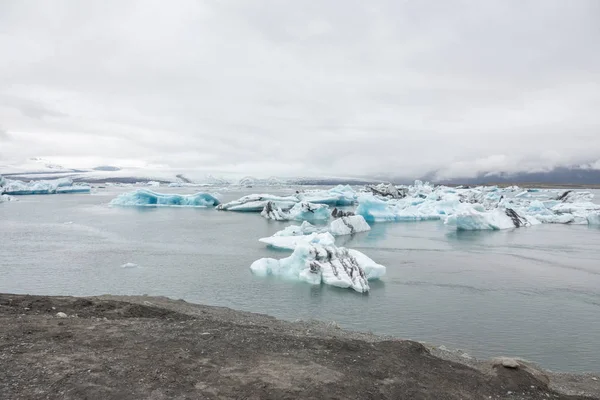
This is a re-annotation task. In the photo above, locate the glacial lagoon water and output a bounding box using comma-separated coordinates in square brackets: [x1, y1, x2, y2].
[1, 186, 600, 373]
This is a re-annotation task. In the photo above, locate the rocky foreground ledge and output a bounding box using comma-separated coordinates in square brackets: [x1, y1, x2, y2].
[1, 294, 598, 400]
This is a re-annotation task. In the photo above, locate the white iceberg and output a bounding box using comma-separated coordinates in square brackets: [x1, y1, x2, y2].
[259, 232, 336, 251]
[261, 216, 371, 247]
[250, 242, 386, 293]
[217, 194, 299, 212]
[0, 194, 16, 203]
[1, 177, 90, 195]
[272, 221, 327, 236]
[445, 207, 538, 230]
[297, 185, 357, 206]
[329, 215, 371, 236]
[109, 190, 220, 207]
[261, 201, 331, 223]
[587, 212, 600, 225]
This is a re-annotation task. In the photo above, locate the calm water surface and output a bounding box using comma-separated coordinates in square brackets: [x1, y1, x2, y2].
[1, 187, 599, 372]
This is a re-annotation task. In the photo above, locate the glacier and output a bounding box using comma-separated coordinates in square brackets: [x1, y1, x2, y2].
[0, 177, 90, 195]
[261, 201, 331, 222]
[217, 194, 298, 212]
[109, 190, 220, 207]
[250, 242, 386, 293]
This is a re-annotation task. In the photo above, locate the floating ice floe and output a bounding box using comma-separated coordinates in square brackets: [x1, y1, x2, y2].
[259, 232, 336, 250]
[588, 212, 600, 225]
[109, 190, 220, 207]
[260, 216, 371, 249]
[0, 177, 90, 195]
[250, 242, 386, 292]
[261, 201, 331, 222]
[217, 194, 299, 212]
[444, 207, 539, 230]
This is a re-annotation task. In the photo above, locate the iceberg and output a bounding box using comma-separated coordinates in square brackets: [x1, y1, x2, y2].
[259, 232, 336, 251]
[445, 207, 538, 230]
[297, 185, 357, 206]
[329, 215, 371, 236]
[217, 194, 298, 212]
[588, 213, 600, 225]
[1, 178, 90, 195]
[356, 194, 458, 222]
[550, 202, 600, 214]
[260, 201, 289, 221]
[0, 194, 16, 203]
[365, 183, 407, 199]
[271, 221, 327, 237]
[250, 242, 386, 293]
[261, 201, 331, 223]
[259, 216, 371, 251]
[109, 190, 220, 207]
[556, 190, 594, 203]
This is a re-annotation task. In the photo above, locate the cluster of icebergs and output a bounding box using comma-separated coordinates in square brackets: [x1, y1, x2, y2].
[353, 181, 600, 230]
[0, 176, 91, 197]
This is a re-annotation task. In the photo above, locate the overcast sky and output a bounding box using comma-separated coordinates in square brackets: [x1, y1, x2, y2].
[1, 0, 599, 179]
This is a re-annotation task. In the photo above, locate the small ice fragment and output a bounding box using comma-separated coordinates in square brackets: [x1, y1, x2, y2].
[121, 262, 138, 268]
[56, 312, 68, 318]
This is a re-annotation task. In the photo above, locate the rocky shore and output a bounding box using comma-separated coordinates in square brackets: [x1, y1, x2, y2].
[1, 293, 598, 399]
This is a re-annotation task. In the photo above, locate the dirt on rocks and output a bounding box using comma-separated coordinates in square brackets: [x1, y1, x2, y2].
[0, 293, 598, 400]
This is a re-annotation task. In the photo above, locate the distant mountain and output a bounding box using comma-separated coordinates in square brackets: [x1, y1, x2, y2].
[93, 165, 121, 171]
[434, 167, 600, 186]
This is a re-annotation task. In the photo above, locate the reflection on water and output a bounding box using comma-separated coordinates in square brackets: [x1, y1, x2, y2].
[1, 187, 600, 372]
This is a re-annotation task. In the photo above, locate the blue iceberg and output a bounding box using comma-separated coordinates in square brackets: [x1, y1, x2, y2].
[109, 190, 220, 207]
[298, 185, 357, 206]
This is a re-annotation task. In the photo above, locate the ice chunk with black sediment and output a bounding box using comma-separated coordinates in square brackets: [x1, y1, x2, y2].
[250, 242, 385, 292]
[555, 190, 594, 203]
[444, 207, 539, 230]
[261, 201, 331, 222]
[331, 207, 354, 218]
[328, 215, 371, 236]
[217, 194, 298, 212]
[109, 190, 220, 207]
[365, 183, 407, 199]
[1, 178, 90, 195]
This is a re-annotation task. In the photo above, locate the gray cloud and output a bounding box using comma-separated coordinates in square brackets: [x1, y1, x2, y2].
[0, 0, 599, 178]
